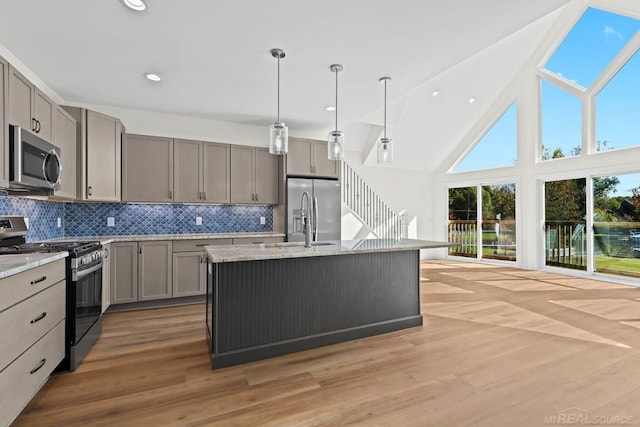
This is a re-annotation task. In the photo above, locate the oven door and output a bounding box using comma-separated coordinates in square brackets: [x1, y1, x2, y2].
[73, 261, 103, 344]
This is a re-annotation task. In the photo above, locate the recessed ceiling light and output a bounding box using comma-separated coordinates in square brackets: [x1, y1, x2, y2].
[468, 97, 475, 104]
[121, 0, 147, 12]
[325, 106, 336, 111]
[144, 73, 162, 82]
[432, 90, 439, 97]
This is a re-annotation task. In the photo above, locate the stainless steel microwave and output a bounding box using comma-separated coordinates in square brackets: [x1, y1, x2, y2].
[9, 125, 62, 192]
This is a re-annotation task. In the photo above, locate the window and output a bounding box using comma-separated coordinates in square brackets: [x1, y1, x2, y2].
[593, 173, 640, 278]
[541, 80, 582, 160]
[543, 7, 640, 88]
[453, 102, 517, 172]
[595, 49, 640, 152]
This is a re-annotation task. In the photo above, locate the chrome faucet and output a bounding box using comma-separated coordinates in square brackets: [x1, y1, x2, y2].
[300, 191, 312, 248]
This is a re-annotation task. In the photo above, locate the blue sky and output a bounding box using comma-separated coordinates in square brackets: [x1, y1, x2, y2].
[456, 7, 640, 195]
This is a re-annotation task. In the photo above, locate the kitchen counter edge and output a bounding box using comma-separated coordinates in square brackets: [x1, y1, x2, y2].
[0, 252, 68, 279]
[206, 239, 451, 263]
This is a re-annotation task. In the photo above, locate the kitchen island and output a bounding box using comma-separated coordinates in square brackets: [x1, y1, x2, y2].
[205, 238, 450, 370]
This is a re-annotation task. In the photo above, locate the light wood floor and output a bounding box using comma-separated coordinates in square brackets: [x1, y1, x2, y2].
[14, 260, 640, 426]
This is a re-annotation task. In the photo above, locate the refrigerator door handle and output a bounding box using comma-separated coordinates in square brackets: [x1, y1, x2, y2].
[313, 196, 319, 241]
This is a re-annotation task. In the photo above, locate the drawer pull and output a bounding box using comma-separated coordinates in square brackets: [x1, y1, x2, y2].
[195, 244, 207, 247]
[30, 276, 47, 285]
[30, 358, 46, 375]
[30, 312, 47, 324]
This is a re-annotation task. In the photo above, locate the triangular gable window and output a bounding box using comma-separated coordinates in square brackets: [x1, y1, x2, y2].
[453, 102, 517, 173]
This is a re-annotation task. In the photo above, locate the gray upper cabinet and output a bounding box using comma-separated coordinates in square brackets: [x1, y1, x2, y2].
[33, 89, 53, 142]
[230, 146, 279, 205]
[138, 241, 173, 301]
[202, 142, 230, 203]
[63, 107, 122, 201]
[7, 66, 34, 132]
[173, 138, 201, 203]
[174, 139, 231, 204]
[123, 133, 174, 202]
[0, 55, 7, 188]
[7, 66, 54, 143]
[286, 138, 338, 178]
[254, 147, 278, 204]
[53, 106, 76, 199]
[230, 145, 255, 204]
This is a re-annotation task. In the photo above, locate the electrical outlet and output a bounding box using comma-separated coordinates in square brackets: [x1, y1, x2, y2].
[196, 216, 203, 226]
[107, 217, 115, 227]
[260, 216, 266, 225]
[24, 217, 29, 229]
[57, 217, 62, 228]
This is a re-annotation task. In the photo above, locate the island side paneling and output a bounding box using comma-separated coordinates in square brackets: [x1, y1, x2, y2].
[207, 250, 421, 369]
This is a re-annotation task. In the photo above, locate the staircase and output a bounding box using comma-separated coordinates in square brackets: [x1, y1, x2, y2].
[341, 161, 403, 240]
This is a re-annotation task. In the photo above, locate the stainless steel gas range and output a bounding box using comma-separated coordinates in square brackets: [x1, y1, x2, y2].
[0, 216, 103, 372]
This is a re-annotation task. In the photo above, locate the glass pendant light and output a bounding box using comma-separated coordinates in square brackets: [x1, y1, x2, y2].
[377, 77, 393, 165]
[328, 64, 344, 160]
[269, 49, 288, 155]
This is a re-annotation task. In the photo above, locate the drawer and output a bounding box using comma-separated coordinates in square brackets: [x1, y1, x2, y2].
[232, 236, 284, 245]
[0, 259, 66, 313]
[0, 320, 64, 427]
[172, 238, 232, 252]
[0, 281, 66, 370]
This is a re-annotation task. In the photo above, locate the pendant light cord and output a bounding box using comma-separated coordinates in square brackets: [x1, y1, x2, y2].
[335, 69, 338, 132]
[277, 55, 280, 123]
[383, 79, 387, 139]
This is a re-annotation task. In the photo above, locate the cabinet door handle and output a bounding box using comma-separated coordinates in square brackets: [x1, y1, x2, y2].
[30, 312, 47, 324]
[198, 191, 202, 200]
[139, 247, 142, 254]
[255, 194, 258, 202]
[169, 190, 173, 199]
[36, 120, 41, 133]
[104, 248, 109, 259]
[30, 276, 47, 285]
[30, 358, 46, 375]
[88, 186, 93, 196]
[32, 118, 37, 132]
[203, 192, 206, 200]
[200, 255, 203, 264]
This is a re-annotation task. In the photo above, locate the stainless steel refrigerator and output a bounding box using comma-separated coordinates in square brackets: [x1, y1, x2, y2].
[287, 178, 341, 242]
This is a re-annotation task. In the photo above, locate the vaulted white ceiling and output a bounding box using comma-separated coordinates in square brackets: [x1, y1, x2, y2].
[0, 0, 571, 170]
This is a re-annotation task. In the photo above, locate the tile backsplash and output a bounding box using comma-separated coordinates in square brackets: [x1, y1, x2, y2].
[0, 191, 273, 241]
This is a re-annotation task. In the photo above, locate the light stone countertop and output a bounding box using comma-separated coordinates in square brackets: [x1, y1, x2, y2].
[47, 232, 286, 245]
[206, 238, 452, 263]
[0, 252, 68, 280]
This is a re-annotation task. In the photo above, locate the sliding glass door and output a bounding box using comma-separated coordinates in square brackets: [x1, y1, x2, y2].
[448, 183, 517, 262]
[544, 178, 587, 270]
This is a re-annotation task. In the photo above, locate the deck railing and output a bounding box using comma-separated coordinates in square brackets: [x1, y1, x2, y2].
[545, 221, 586, 270]
[448, 219, 517, 260]
[342, 162, 402, 239]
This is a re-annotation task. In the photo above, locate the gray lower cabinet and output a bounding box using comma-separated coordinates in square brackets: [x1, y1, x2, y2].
[123, 134, 174, 202]
[172, 238, 232, 297]
[0, 259, 66, 427]
[172, 252, 206, 297]
[110, 242, 138, 304]
[138, 241, 173, 301]
[102, 243, 111, 313]
[111, 241, 173, 303]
